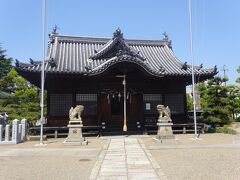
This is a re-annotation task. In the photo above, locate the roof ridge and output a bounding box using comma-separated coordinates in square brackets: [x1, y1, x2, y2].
[54, 34, 170, 46]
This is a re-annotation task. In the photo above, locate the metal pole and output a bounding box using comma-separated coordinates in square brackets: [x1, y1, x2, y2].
[39, 0, 46, 145]
[123, 74, 127, 131]
[188, 0, 198, 139]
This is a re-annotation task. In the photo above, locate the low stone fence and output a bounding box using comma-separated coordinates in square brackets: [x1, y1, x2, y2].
[0, 119, 27, 144]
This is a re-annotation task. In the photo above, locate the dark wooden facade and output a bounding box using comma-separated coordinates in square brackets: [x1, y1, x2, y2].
[45, 70, 186, 129]
[16, 29, 217, 132]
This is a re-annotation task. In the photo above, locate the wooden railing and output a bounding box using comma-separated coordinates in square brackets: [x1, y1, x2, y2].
[29, 126, 101, 138]
[144, 123, 208, 134]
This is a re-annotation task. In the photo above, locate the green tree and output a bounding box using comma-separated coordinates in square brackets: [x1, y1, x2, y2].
[0, 69, 41, 124]
[0, 45, 12, 79]
[186, 93, 193, 111]
[198, 82, 208, 109]
[227, 84, 240, 121]
[200, 76, 232, 125]
[236, 66, 240, 84]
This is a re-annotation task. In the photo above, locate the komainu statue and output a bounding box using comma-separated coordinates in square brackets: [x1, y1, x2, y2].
[69, 105, 84, 123]
[64, 105, 87, 146]
[157, 105, 171, 119]
[156, 104, 174, 140]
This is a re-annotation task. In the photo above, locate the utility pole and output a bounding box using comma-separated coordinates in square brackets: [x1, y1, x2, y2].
[222, 65, 228, 86]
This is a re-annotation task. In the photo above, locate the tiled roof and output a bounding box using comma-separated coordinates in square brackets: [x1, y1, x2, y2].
[16, 29, 217, 78]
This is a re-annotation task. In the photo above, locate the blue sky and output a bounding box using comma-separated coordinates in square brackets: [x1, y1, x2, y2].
[1, 0, 240, 84]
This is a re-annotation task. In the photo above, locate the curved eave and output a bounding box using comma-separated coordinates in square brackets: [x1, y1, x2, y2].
[88, 56, 165, 77]
[16, 66, 88, 76]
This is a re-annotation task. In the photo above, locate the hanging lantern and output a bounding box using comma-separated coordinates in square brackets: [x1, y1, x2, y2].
[127, 92, 129, 100]
[107, 94, 110, 104]
[118, 92, 121, 101]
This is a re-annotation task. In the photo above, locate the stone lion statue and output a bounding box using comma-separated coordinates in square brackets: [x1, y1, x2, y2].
[69, 105, 84, 122]
[157, 105, 171, 119]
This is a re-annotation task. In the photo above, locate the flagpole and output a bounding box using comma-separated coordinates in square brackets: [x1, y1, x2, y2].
[123, 74, 127, 132]
[188, 0, 198, 139]
[39, 0, 46, 145]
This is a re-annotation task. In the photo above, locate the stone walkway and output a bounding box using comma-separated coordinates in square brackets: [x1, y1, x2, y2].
[92, 138, 167, 180]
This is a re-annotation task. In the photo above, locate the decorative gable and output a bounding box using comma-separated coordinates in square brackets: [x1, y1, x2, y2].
[90, 28, 146, 61]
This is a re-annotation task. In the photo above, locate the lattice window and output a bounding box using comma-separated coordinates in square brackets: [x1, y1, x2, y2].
[165, 94, 184, 114]
[76, 94, 97, 101]
[50, 94, 72, 116]
[76, 94, 97, 115]
[143, 94, 162, 115]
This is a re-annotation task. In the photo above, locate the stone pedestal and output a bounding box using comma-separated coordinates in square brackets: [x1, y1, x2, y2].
[64, 105, 87, 146]
[5, 124, 10, 141]
[21, 119, 27, 141]
[0, 125, 2, 142]
[63, 122, 87, 146]
[155, 105, 174, 140]
[12, 119, 20, 144]
[156, 118, 174, 139]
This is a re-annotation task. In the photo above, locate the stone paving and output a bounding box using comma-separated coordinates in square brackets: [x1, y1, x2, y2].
[93, 138, 167, 180]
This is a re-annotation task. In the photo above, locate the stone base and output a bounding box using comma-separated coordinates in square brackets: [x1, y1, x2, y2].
[156, 122, 174, 140]
[63, 124, 87, 146]
[69, 120, 83, 125]
[0, 141, 19, 145]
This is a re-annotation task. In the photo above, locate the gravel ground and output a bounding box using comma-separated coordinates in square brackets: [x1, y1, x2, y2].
[1, 134, 240, 180]
[143, 133, 240, 180]
[0, 156, 95, 180]
[0, 138, 108, 180]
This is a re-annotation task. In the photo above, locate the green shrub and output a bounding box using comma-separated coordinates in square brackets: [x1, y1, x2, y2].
[206, 126, 237, 134]
[215, 127, 237, 135]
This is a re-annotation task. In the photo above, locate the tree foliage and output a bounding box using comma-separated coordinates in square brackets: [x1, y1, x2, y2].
[200, 77, 232, 125]
[236, 66, 240, 84]
[0, 45, 12, 79]
[198, 82, 208, 110]
[186, 93, 193, 111]
[0, 69, 41, 125]
[227, 85, 240, 121]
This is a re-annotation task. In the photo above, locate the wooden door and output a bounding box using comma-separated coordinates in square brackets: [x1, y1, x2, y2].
[100, 93, 143, 132]
[127, 93, 143, 131]
[99, 94, 111, 128]
[100, 94, 123, 131]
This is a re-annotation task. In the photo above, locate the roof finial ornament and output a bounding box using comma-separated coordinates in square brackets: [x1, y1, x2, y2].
[162, 31, 169, 41]
[15, 59, 19, 67]
[182, 62, 188, 70]
[214, 65, 217, 73]
[29, 58, 34, 64]
[52, 25, 59, 34]
[113, 28, 123, 39]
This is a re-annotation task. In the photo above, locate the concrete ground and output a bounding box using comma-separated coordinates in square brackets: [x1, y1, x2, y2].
[142, 133, 240, 180]
[0, 134, 240, 180]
